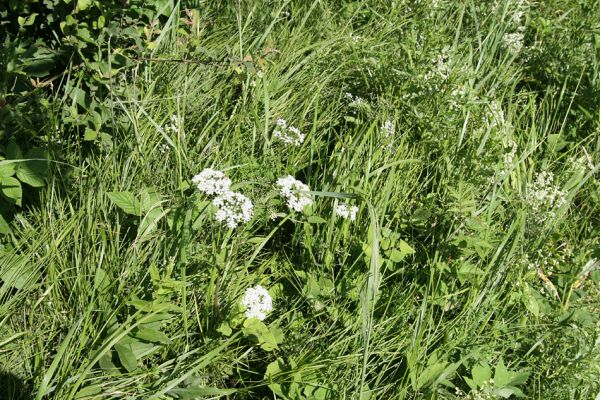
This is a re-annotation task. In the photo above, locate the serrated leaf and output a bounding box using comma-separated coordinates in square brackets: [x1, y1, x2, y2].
[1, 176, 22, 206]
[107, 191, 141, 216]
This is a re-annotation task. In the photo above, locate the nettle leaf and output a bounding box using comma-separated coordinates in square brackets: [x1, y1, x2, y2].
[107, 191, 141, 216]
[17, 148, 48, 187]
[1, 176, 22, 206]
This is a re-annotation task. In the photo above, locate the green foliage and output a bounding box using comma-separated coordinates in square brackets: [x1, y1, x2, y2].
[0, 0, 599, 398]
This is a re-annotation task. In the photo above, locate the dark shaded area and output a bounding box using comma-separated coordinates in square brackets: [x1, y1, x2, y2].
[0, 371, 31, 400]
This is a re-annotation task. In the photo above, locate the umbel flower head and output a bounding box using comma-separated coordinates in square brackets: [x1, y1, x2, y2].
[192, 168, 232, 196]
[276, 175, 313, 212]
[273, 118, 305, 146]
[242, 285, 273, 321]
[212, 191, 254, 228]
[335, 203, 359, 221]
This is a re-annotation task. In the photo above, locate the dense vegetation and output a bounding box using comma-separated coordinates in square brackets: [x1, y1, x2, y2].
[1, 0, 599, 399]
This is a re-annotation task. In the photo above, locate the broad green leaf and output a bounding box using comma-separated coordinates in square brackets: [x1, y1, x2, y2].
[74, 385, 102, 399]
[84, 128, 98, 141]
[17, 148, 48, 187]
[134, 327, 171, 344]
[115, 342, 138, 372]
[7, 141, 23, 159]
[1, 176, 22, 206]
[471, 363, 492, 387]
[307, 216, 326, 224]
[77, 0, 92, 11]
[243, 318, 278, 351]
[107, 192, 141, 216]
[0, 161, 16, 178]
[217, 322, 232, 337]
[94, 267, 110, 293]
[0, 255, 39, 289]
[166, 387, 236, 399]
[522, 285, 540, 317]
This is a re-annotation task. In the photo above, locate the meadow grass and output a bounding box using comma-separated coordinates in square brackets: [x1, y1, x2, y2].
[1, 0, 599, 399]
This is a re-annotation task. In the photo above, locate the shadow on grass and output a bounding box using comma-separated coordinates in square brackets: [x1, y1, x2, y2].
[0, 371, 31, 400]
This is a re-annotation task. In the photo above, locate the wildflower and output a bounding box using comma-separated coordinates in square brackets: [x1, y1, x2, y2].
[335, 203, 359, 221]
[165, 114, 179, 133]
[192, 168, 232, 196]
[503, 140, 518, 166]
[212, 191, 254, 228]
[273, 118, 305, 146]
[525, 171, 567, 223]
[242, 285, 273, 321]
[503, 32, 524, 56]
[381, 119, 395, 138]
[276, 175, 313, 212]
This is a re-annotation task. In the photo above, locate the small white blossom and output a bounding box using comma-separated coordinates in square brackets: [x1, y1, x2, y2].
[273, 118, 305, 146]
[165, 114, 179, 133]
[335, 203, 359, 221]
[276, 175, 313, 212]
[381, 120, 395, 138]
[503, 32, 524, 56]
[242, 285, 273, 321]
[525, 171, 567, 224]
[212, 191, 254, 228]
[192, 168, 232, 196]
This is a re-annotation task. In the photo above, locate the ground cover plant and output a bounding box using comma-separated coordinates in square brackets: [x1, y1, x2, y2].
[1, 0, 599, 398]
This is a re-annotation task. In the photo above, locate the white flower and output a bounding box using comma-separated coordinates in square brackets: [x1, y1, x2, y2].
[212, 191, 253, 228]
[192, 168, 232, 196]
[335, 203, 359, 221]
[503, 32, 524, 56]
[165, 114, 179, 133]
[273, 118, 305, 146]
[242, 285, 273, 321]
[525, 171, 567, 224]
[381, 119, 395, 137]
[276, 175, 313, 212]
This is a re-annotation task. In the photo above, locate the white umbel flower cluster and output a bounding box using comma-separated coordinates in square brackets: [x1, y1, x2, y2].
[335, 203, 359, 221]
[276, 175, 313, 212]
[192, 168, 254, 228]
[242, 285, 273, 321]
[503, 32, 524, 56]
[213, 191, 254, 228]
[525, 171, 567, 224]
[273, 118, 305, 146]
[192, 168, 232, 196]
